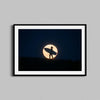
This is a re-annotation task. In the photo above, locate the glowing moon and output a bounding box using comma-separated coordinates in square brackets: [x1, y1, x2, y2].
[43, 44, 58, 59]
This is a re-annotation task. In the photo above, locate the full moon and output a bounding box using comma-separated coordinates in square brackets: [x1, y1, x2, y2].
[43, 44, 58, 59]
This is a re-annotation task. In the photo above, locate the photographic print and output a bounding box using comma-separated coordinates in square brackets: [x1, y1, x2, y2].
[13, 24, 86, 76]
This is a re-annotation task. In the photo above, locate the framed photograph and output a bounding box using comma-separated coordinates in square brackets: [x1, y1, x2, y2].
[13, 24, 87, 76]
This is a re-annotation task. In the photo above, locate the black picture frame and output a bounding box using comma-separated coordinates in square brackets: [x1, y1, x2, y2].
[13, 24, 87, 76]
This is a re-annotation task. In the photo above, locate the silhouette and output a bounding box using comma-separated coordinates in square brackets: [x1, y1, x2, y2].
[49, 46, 53, 59]
[44, 46, 57, 59]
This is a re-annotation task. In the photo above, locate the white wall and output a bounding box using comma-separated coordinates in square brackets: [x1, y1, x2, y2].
[0, 0, 100, 100]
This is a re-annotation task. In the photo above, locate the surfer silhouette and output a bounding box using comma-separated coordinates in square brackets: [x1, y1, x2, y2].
[44, 46, 57, 59]
[49, 46, 53, 59]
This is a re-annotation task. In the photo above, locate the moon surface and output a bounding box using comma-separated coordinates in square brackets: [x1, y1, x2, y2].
[43, 44, 58, 59]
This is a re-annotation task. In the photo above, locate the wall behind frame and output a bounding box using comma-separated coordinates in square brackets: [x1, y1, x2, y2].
[0, 0, 99, 100]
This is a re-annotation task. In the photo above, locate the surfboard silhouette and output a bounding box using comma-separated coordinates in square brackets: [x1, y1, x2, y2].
[44, 48, 57, 55]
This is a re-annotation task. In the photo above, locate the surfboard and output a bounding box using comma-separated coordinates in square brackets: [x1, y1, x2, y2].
[44, 48, 57, 55]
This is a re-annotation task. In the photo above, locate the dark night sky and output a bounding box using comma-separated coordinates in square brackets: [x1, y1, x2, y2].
[19, 29, 81, 61]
